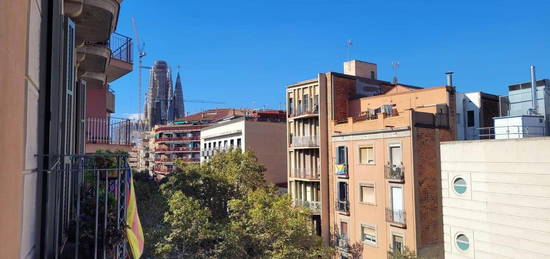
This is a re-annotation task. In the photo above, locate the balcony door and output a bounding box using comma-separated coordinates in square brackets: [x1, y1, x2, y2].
[390, 145, 402, 170]
[391, 186, 403, 222]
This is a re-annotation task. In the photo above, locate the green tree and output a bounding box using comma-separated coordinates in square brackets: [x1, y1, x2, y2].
[153, 150, 332, 258]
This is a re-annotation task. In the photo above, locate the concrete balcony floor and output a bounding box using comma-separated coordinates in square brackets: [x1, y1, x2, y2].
[71, 0, 121, 44]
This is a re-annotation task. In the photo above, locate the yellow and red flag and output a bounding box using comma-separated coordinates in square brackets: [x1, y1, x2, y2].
[126, 169, 144, 258]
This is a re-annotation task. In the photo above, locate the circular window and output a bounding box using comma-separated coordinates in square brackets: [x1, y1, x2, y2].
[455, 234, 470, 251]
[453, 177, 467, 194]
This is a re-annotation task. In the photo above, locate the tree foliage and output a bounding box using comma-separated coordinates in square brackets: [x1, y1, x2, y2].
[150, 150, 332, 258]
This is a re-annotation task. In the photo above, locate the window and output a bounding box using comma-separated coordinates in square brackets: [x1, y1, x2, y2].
[340, 221, 348, 239]
[455, 234, 470, 251]
[453, 177, 467, 194]
[392, 234, 404, 253]
[360, 184, 375, 204]
[361, 224, 377, 245]
[338, 182, 348, 202]
[304, 94, 309, 112]
[456, 113, 461, 124]
[359, 145, 374, 164]
[224, 140, 228, 147]
[288, 97, 294, 115]
[237, 138, 241, 147]
[467, 110, 475, 127]
[336, 146, 348, 164]
[389, 145, 402, 168]
[370, 71, 375, 79]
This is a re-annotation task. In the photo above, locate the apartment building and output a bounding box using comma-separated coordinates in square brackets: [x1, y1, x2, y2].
[287, 60, 397, 240]
[0, 0, 132, 258]
[330, 86, 455, 259]
[151, 124, 203, 177]
[441, 137, 550, 258]
[200, 111, 287, 187]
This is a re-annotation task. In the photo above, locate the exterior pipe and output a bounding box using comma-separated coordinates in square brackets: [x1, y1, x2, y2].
[530, 65, 537, 114]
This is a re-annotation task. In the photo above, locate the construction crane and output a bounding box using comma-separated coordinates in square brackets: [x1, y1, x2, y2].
[131, 17, 146, 120]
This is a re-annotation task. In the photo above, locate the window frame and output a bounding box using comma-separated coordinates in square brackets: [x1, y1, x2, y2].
[358, 144, 375, 165]
[336, 146, 348, 165]
[467, 110, 475, 127]
[389, 230, 405, 253]
[358, 182, 376, 205]
[360, 223, 377, 247]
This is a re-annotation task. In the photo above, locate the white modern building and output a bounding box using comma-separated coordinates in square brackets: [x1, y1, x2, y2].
[440, 137, 550, 258]
[200, 116, 288, 187]
[455, 91, 500, 140]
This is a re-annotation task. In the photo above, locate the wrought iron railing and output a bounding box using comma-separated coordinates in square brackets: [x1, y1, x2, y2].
[384, 164, 404, 182]
[386, 208, 406, 226]
[109, 32, 132, 63]
[86, 117, 148, 145]
[335, 234, 350, 252]
[39, 154, 131, 259]
[335, 200, 350, 214]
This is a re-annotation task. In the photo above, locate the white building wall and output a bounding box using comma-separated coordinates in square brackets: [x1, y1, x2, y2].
[441, 137, 550, 259]
[456, 92, 482, 140]
[200, 119, 245, 163]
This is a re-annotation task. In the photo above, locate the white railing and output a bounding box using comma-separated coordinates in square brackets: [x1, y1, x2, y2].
[291, 135, 319, 147]
[86, 117, 148, 145]
[478, 125, 546, 139]
[292, 168, 320, 179]
[293, 199, 321, 213]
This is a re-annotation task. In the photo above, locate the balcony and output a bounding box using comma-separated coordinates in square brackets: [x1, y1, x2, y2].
[288, 106, 319, 119]
[106, 33, 133, 82]
[291, 168, 320, 180]
[106, 90, 115, 113]
[290, 135, 319, 148]
[155, 147, 200, 153]
[335, 164, 348, 178]
[77, 41, 111, 88]
[85, 117, 141, 153]
[386, 208, 406, 227]
[335, 234, 350, 252]
[71, 0, 120, 44]
[384, 164, 404, 182]
[41, 154, 130, 258]
[155, 135, 200, 143]
[335, 200, 350, 214]
[293, 199, 321, 214]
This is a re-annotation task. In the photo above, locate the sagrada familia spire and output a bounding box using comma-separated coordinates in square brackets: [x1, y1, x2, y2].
[144, 60, 185, 128]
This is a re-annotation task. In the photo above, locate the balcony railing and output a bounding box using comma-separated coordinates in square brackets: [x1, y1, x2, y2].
[87, 117, 131, 145]
[109, 32, 132, 63]
[39, 154, 131, 258]
[335, 234, 350, 252]
[290, 135, 319, 147]
[384, 164, 404, 182]
[293, 199, 321, 213]
[478, 125, 546, 140]
[155, 147, 200, 152]
[155, 135, 200, 142]
[291, 168, 320, 180]
[335, 200, 350, 214]
[386, 208, 406, 226]
[154, 157, 200, 163]
[289, 107, 319, 118]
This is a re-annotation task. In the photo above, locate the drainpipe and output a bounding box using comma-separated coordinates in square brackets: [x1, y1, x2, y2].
[530, 65, 537, 114]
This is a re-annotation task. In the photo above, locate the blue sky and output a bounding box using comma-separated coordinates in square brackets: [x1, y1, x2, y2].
[112, 0, 550, 118]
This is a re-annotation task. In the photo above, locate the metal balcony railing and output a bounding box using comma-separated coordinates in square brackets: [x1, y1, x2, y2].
[292, 168, 320, 180]
[86, 117, 148, 145]
[109, 32, 132, 63]
[335, 234, 350, 252]
[384, 164, 404, 182]
[478, 125, 546, 139]
[155, 147, 200, 152]
[288, 106, 319, 118]
[335, 200, 350, 214]
[39, 154, 131, 258]
[155, 135, 200, 142]
[290, 135, 319, 147]
[386, 208, 406, 226]
[293, 199, 321, 213]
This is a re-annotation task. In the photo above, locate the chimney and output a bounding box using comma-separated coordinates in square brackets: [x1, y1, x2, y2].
[445, 72, 454, 87]
[343, 60, 377, 79]
[530, 65, 537, 114]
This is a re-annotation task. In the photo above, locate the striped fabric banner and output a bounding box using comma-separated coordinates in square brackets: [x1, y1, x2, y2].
[126, 169, 144, 258]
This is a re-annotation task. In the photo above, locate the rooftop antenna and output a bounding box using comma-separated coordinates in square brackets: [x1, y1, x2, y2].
[346, 40, 353, 61]
[391, 61, 400, 84]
